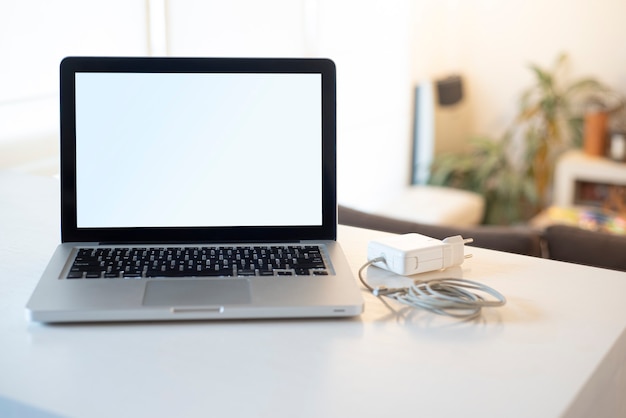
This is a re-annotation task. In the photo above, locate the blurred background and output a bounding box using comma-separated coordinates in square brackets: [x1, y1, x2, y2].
[2, 0, 626, 221]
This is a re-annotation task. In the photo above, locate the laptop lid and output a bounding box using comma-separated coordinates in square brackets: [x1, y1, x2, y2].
[59, 57, 337, 244]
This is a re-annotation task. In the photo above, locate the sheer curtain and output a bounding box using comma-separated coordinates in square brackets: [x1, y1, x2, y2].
[0, 0, 148, 174]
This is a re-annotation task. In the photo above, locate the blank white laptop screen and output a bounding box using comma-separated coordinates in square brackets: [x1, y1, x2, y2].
[74, 72, 322, 228]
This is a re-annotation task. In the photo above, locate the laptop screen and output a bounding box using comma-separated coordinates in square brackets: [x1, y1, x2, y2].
[75, 72, 322, 229]
[60, 57, 337, 243]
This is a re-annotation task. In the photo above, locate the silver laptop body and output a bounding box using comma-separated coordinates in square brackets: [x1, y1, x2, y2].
[26, 56, 363, 323]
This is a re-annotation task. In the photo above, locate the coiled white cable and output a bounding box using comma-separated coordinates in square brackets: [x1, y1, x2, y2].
[359, 257, 506, 319]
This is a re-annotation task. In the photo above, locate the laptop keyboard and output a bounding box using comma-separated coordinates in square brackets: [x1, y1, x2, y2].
[66, 245, 329, 279]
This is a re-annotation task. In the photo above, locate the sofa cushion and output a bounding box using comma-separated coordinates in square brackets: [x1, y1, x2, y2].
[544, 225, 626, 271]
[338, 205, 543, 257]
[374, 185, 485, 227]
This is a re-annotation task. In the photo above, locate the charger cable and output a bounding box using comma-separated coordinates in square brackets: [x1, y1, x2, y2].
[359, 253, 506, 320]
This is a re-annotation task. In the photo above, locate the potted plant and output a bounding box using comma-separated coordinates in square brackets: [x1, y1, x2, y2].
[429, 53, 610, 225]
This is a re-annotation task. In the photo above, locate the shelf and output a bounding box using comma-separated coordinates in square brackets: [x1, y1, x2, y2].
[553, 150, 626, 208]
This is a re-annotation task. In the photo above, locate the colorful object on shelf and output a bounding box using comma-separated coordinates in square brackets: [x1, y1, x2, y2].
[545, 206, 626, 235]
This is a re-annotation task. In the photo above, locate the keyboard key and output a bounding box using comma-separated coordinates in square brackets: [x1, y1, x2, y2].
[67, 272, 84, 279]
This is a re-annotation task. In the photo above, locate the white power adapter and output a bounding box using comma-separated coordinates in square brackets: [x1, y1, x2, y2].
[367, 233, 473, 276]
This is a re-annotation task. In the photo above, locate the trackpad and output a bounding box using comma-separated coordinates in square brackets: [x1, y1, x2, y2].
[143, 280, 252, 306]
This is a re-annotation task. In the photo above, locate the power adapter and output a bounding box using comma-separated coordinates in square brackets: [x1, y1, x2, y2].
[367, 233, 473, 276]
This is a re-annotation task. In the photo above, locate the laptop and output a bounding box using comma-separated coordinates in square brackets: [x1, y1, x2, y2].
[26, 56, 364, 323]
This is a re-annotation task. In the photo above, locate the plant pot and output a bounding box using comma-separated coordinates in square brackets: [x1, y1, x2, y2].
[583, 110, 609, 156]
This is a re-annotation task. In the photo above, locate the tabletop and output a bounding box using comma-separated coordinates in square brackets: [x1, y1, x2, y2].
[1, 172, 626, 418]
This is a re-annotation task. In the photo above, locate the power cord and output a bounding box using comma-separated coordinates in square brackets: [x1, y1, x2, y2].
[359, 257, 506, 319]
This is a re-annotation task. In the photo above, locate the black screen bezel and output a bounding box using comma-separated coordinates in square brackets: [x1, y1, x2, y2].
[60, 56, 337, 243]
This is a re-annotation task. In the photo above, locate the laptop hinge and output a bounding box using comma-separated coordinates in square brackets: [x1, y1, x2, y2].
[98, 240, 303, 246]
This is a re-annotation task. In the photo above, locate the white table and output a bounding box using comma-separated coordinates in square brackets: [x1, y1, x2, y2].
[1, 172, 626, 418]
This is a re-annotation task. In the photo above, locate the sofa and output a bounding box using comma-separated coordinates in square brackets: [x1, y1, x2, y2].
[338, 205, 626, 272]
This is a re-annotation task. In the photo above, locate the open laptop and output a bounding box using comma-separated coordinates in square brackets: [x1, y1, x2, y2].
[26, 56, 364, 323]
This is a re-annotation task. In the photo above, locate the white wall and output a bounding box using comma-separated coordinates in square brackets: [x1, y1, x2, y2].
[316, 1, 412, 211]
[411, 0, 626, 139]
[2, 0, 626, 210]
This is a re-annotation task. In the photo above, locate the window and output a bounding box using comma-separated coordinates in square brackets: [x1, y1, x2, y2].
[0, 0, 147, 173]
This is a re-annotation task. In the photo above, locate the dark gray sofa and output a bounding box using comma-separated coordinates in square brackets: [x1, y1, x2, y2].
[338, 205, 626, 272]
